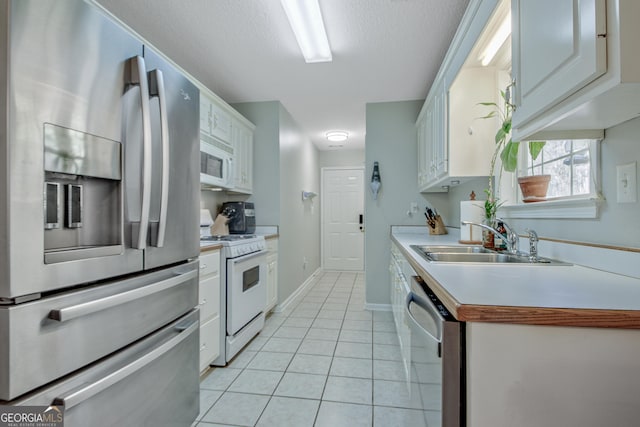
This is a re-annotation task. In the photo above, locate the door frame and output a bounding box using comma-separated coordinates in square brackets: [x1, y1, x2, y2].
[320, 166, 365, 270]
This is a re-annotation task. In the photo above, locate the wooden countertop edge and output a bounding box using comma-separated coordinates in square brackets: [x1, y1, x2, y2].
[395, 238, 640, 329]
[200, 243, 223, 252]
[264, 234, 279, 240]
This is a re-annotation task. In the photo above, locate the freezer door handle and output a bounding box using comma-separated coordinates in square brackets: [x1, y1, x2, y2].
[148, 69, 169, 247]
[48, 270, 197, 322]
[52, 317, 198, 410]
[126, 56, 152, 250]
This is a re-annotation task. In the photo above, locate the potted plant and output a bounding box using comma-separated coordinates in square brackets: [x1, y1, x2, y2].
[479, 85, 549, 202]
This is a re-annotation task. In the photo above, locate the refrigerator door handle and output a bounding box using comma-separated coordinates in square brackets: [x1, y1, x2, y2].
[52, 318, 198, 410]
[48, 270, 197, 322]
[126, 56, 152, 250]
[148, 69, 169, 247]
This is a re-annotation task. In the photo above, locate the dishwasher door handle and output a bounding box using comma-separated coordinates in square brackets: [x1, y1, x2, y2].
[404, 291, 442, 343]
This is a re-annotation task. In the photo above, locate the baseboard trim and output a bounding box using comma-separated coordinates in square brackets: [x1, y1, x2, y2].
[365, 303, 392, 312]
[272, 268, 322, 313]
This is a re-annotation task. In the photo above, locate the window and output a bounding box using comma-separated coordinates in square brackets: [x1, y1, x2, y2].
[521, 139, 599, 200]
[501, 138, 601, 219]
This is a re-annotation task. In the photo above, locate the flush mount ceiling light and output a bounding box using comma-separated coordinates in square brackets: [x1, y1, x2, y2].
[326, 131, 349, 142]
[479, 14, 511, 66]
[280, 0, 332, 63]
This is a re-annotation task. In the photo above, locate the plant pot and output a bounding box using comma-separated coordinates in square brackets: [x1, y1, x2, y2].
[518, 174, 551, 202]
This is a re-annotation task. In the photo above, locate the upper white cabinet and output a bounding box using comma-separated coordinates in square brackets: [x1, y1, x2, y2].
[416, 0, 501, 192]
[512, 0, 640, 141]
[417, 81, 448, 192]
[200, 94, 233, 146]
[198, 84, 255, 194]
[230, 118, 254, 194]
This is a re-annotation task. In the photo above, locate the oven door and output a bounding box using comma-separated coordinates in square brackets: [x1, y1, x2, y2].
[226, 250, 267, 335]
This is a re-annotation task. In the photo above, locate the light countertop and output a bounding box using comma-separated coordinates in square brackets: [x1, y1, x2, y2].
[393, 231, 640, 328]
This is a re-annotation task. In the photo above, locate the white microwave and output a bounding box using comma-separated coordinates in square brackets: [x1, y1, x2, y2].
[200, 138, 234, 189]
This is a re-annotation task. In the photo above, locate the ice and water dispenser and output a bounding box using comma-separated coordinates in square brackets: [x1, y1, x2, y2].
[43, 124, 123, 263]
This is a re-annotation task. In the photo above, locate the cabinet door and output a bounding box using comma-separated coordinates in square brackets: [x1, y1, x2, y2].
[266, 256, 278, 312]
[199, 316, 220, 372]
[199, 95, 211, 136]
[210, 104, 232, 144]
[432, 82, 448, 181]
[231, 121, 253, 194]
[512, 0, 607, 127]
[416, 118, 427, 189]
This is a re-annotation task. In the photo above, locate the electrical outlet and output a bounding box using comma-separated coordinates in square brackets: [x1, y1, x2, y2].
[616, 162, 637, 203]
[410, 202, 419, 214]
[303, 256, 308, 270]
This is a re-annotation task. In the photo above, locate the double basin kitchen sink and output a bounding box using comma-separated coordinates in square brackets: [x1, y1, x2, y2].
[411, 245, 570, 265]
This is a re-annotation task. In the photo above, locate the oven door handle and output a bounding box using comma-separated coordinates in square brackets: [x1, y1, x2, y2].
[405, 291, 442, 343]
[52, 318, 198, 410]
[232, 250, 266, 264]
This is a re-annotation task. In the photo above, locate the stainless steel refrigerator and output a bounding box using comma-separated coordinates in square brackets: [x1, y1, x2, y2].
[0, 1, 201, 425]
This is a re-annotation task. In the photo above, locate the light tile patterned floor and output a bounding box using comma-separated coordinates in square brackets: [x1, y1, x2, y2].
[194, 271, 427, 427]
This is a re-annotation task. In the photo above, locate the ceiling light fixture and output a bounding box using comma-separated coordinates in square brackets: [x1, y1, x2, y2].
[326, 131, 349, 142]
[280, 0, 332, 63]
[479, 15, 511, 66]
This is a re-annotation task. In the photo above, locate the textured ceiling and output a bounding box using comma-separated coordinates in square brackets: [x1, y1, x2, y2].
[95, 0, 469, 150]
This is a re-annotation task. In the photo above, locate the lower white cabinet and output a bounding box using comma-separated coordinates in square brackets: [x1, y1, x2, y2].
[198, 250, 221, 373]
[389, 242, 412, 382]
[265, 238, 278, 313]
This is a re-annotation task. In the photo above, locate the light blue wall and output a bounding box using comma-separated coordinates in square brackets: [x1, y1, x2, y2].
[279, 107, 321, 301]
[364, 100, 448, 305]
[232, 101, 321, 304]
[232, 101, 281, 226]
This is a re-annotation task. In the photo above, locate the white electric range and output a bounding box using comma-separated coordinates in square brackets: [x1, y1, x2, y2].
[201, 234, 267, 365]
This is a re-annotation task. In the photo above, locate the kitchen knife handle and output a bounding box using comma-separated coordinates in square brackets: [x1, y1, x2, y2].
[126, 56, 152, 250]
[148, 69, 169, 247]
[52, 317, 198, 410]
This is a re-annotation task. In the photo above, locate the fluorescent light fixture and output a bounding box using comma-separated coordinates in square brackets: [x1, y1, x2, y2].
[479, 15, 511, 66]
[326, 131, 348, 142]
[280, 0, 332, 63]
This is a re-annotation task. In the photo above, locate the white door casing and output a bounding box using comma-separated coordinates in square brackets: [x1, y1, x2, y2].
[322, 168, 365, 271]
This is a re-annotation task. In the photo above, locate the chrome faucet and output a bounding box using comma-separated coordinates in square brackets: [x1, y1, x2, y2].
[526, 229, 539, 262]
[496, 218, 519, 255]
[461, 220, 519, 254]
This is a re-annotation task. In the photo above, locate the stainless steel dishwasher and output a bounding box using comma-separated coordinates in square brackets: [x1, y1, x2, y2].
[405, 276, 464, 427]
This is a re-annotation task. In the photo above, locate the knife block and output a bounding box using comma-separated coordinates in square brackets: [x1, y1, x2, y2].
[211, 214, 229, 236]
[428, 215, 448, 235]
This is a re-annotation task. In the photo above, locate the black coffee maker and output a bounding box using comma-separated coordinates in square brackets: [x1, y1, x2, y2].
[221, 202, 256, 234]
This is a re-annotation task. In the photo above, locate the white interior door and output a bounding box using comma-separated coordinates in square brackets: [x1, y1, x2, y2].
[322, 168, 364, 271]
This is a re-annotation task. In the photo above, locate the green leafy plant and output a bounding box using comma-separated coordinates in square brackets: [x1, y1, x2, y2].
[483, 188, 503, 223]
[479, 84, 545, 175]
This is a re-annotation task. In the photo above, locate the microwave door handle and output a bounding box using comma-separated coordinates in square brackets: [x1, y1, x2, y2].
[148, 69, 169, 247]
[126, 56, 152, 250]
[227, 157, 233, 187]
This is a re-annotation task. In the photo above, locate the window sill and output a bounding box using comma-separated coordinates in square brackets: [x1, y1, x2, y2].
[499, 196, 601, 219]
